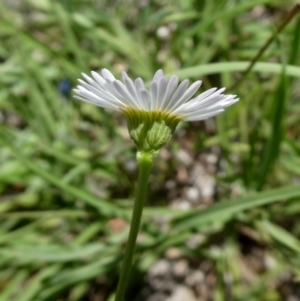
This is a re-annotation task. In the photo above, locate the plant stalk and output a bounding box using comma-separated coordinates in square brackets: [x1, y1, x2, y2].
[114, 151, 154, 301]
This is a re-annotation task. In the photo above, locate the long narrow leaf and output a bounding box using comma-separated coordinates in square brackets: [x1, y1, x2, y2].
[173, 185, 300, 231]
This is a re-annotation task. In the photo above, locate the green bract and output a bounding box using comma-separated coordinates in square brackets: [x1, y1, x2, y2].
[122, 108, 182, 153]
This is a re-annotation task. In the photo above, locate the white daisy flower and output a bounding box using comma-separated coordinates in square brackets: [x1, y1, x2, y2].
[74, 69, 239, 153]
[74, 69, 238, 121]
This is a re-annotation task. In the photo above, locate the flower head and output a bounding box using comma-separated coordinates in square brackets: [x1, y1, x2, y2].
[74, 69, 239, 153]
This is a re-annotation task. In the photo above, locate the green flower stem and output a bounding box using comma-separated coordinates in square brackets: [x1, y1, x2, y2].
[115, 151, 154, 301]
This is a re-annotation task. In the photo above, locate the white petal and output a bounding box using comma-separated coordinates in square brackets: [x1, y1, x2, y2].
[156, 77, 168, 110]
[121, 71, 130, 82]
[182, 104, 223, 117]
[122, 73, 143, 108]
[196, 88, 226, 106]
[140, 89, 151, 110]
[102, 81, 125, 101]
[74, 95, 119, 111]
[204, 95, 238, 110]
[101, 68, 116, 81]
[185, 87, 217, 106]
[149, 81, 158, 110]
[196, 87, 221, 102]
[135, 78, 148, 109]
[172, 80, 202, 113]
[153, 69, 164, 82]
[181, 95, 224, 113]
[184, 88, 226, 111]
[74, 89, 121, 110]
[78, 78, 125, 108]
[160, 75, 179, 111]
[81, 73, 102, 88]
[195, 88, 226, 102]
[218, 96, 239, 108]
[78, 79, 108, 98]
[113, 80, 140, 109]
[184, 109, 224, 121]
[91, 71, 106, 87]
[164, 79, 189, 112]
[135, 77, 145, 91]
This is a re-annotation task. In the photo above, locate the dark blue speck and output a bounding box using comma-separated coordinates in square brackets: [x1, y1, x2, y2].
[58, 79, 72, 97]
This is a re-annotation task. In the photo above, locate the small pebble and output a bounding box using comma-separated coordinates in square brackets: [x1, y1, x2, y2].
[170, 199, 191, 210]
[185, 270, 205, 287]
[185, 187, 199, 203]
[166, 286, 197, 301]
[165, 248, 183, 260]
[156, 26, 170, 40]
[172, 260, 189, 278]
[185, 234, 205, 249]
[176, 149, 193, 166]
[149, 259, 171, 277]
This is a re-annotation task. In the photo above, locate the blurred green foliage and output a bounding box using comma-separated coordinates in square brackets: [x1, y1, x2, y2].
[0, 0, 300, 300]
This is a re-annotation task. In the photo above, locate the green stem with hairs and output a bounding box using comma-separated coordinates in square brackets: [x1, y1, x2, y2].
[115, 151, 154, 301]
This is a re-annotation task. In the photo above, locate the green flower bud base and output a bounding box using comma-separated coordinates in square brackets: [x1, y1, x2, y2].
[122, 108, 182, 153]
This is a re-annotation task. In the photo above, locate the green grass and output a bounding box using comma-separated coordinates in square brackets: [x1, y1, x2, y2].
[0, 0, 300, 300]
